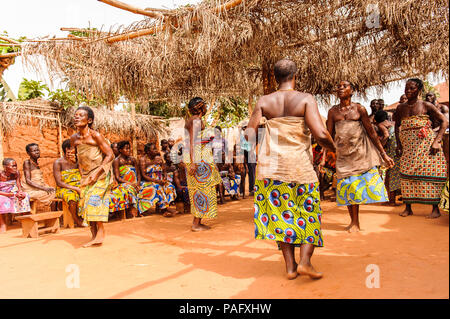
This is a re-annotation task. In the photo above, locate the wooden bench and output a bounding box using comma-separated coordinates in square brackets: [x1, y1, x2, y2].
[15, 211, 63, 238]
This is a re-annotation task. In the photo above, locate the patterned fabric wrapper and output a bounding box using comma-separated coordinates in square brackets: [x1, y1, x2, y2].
[439, 178, 449, 213]
[0, 180, 31, 214]
[137, 165, 176, 213]
[336, 167, 388, 206]
[119, 165, 139, 206]
[184, 137, 221, 219]
[254, 179, 323, 247]
[221, 174, 241, 195]
[56, 169, 81, 203]
[385, 126, 401, 192]
[21, 168, 55, 205]
[79, 175, 112, 222]
[109, 185, 129, 212]
[399, 115, 447, 204]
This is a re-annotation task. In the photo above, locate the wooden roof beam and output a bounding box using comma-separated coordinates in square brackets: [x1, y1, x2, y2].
[98, 0, 164, 19]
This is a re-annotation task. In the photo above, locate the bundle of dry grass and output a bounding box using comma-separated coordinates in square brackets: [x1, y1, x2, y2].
[20, 0, 449, 106]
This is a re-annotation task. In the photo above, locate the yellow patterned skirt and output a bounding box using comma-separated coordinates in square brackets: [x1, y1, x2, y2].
[56, 169, 81, 203]
[79, 174, 112, 223]
[336, 167, 388, 206]
[184, 142, 221, 219]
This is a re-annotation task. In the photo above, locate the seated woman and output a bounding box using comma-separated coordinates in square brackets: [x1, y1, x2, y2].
[0, 158, 31, 232]
[53, 139, 84, 227]
[138, 143, 178, 217]
[22, 143, 57, 211]
[112, 140, 140, 218]
[217, 153, 241, 200]
[173, 160, 190, 214]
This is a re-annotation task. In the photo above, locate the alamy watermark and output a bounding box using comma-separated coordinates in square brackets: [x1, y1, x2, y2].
[365, 264, 380, 288]
[66, 264, 80, 288]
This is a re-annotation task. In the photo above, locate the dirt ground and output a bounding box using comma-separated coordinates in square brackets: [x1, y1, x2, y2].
[0, 193, 448, 299]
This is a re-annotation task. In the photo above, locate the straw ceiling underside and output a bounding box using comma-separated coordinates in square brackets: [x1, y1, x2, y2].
[21, 0, 449, 105]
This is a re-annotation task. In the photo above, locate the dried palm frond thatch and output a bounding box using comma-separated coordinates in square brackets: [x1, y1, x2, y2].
[0, 99, 164, 140]
[20, 0, 449, 107]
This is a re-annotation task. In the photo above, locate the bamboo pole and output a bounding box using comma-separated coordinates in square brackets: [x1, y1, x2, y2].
[0, 52, 20, 58]
[104, 0, 244, 44]
[98, 0, 164, 19]
[0, 43, 22, 47]
[0, 35, 19, 44]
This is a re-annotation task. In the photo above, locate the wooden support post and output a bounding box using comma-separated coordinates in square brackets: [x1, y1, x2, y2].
[248, 95, 254, 115]
[57, 118, 63, 157]
[130, 102, 137, 159]
[62, 201, 74, 228]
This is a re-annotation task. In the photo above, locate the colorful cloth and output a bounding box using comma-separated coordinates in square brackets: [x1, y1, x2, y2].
[184, 134, 221, 219]
[21, 168, 55, 205]
[108, 185, 129, 212]
[336, 166, 388, 206]
[77, 143, 113, 223]
[439, 179, 449, 213]
[220, 172, 241, 195]
[0, 180, 31, 214]
[399, 115, 447, 205]
[119, 165, 139, 206]
[56, 169, 81, 203]
[254, 179, 323, 247]
[137, 165, 176, 213]
[385, 126, 401, 192]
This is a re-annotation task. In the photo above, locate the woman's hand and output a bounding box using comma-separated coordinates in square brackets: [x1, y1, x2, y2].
[430, 140, 442, 155]
[189, 164, 197, 176]
[381, 153, 395, 169]
[15, 192, 26, 200]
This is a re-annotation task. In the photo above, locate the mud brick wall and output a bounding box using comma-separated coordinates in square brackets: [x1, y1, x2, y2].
[1, 124, 158, 188]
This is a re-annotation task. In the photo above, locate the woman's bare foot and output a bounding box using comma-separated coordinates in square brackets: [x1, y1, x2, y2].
[297, 263, 323, 279]
[191, 224, 211, 232]
[399, 209, 413, 217]
[426, 208, 441, 219]
[287, 262, 298, 280]
[344, 223, 360, 232]
[82, 239, 103, 248]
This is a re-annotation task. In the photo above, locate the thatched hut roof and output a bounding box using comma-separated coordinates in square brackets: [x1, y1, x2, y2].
[0, 98, 164, 139]
[18, 0, 450, 106]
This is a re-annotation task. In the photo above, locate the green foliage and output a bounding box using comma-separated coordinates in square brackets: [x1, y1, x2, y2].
[422, 80, 440, 100]
[17, 78, 49, 100]
[48, 87, 106, 109]
[135, 100, 187, 118]
[209, 96, 249, 128]
[0, 82, 12, 102]
[0, 31, 25, 54]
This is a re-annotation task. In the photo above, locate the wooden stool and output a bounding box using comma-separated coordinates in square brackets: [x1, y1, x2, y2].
[29, 199, 37, 214]
[62, 201, 75, 228]
[16, 211, 63, 238]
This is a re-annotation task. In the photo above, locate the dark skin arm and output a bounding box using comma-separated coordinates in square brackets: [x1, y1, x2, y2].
[358, 105, 394, 167]
[376, 122, 390, 147]
[394, 105, 404, 157]
[425, 101, 448, 154]
[52, 159, 81, 193]
[23, 160, 54, 193]
[112, 157, 126, 184]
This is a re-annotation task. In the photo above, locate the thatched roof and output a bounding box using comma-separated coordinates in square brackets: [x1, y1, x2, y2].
[19, 0, 450, 106]
[0, 98, 164, 139]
